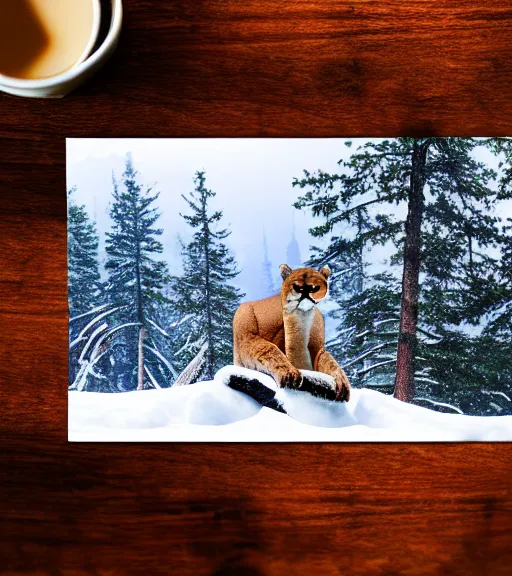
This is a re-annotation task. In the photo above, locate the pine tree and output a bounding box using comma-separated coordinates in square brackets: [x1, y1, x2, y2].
[303, 208, 386, 388]
[338, 273, 401, 391]
[67, 187, 103, 387]
[69, 155, 177, 392]
[464, 138, 512, 414]
[485, 137, 512, 339]
[173, 171, 244, 380]
[294, 138, 506, 407]
[67, 187, 102, 317]
[102, 155, 173, 391]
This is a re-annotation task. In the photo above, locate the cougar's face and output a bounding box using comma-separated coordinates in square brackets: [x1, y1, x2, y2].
[280, 265, 330, 312]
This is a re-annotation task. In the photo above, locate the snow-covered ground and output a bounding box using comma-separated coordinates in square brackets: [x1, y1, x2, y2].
[68, 367, 512, 442]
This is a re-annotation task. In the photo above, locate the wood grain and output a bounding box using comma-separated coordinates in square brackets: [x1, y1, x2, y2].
[1, 1, 511, 574]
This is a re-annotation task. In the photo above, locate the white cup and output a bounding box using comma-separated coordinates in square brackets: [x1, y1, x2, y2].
[0, 0, 123, 98]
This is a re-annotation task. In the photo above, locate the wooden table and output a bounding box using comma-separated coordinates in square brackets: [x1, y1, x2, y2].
[1, 1, 511, 574]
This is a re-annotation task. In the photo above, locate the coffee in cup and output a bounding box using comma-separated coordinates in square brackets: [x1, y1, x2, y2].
[0, 0, 100, 80]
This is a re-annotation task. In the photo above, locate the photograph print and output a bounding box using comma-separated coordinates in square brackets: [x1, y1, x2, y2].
[67, 138, 512, 441]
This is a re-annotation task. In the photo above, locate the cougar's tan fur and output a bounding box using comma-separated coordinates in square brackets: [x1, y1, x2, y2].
[233, 264, 350, 401]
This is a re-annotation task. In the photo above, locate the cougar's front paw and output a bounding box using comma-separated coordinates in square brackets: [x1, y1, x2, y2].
[278, 367, 303, 390]
[335, 371, 351, 402]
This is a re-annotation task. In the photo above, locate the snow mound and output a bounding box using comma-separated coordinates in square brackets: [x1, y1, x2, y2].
[69, 366, 512, 442]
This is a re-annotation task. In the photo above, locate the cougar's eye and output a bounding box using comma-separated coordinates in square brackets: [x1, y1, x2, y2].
[292, 283, 302, 293]
[311, 285, 320, 293]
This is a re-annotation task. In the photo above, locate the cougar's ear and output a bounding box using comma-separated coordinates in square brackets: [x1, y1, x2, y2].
[280, 264, 293, 280]
[319, 265, 331, 279]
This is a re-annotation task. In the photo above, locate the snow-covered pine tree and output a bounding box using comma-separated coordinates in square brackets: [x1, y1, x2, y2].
[294, 143, 404, 392]
[484, 137, 512, 339]
[68, 187, 102, 317]
[294, 138, 506, 409]
[67, 187, 103, 387]
[414, 138, 512, 413]
[302, 205, 400, 390]
[103, 155, 174, 391]
[173, 171, 244, 380]
[466, 137, 512, 414]
[337, 273, 401, 392]
[486, 224, 512, 338]
[69, 154, 175, 393]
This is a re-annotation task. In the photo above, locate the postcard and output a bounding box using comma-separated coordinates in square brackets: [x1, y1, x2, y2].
[67, 138, 512, 441]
